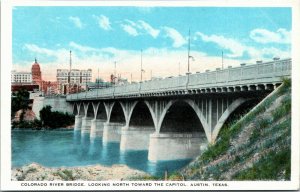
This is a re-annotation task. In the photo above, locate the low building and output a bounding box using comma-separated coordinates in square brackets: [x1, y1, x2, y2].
[11, 84, 39, 93]
[11, 70, 32, 83]
[42, 81, 59, 95]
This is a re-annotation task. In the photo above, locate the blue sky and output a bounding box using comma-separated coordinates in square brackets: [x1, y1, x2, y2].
[13, 6, 291, 81]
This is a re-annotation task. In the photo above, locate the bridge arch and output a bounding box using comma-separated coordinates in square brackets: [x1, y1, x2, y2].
[95, 102, 107, 120]
[72, 103, 79, 115]
[128, 101, 155, 129]
[119, 101, 138, 126]
[109, 101, 126, 124]
[157, 100, 208, 140]
[84, 102, 95, 118]
[211, 98, 247, 143]
[78, 103, 85, 116]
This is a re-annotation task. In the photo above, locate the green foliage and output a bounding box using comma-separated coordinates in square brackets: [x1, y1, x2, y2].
[277, 78, 291, 95]
[129, 175, 161, 181]
[26, 167, 37, 174]
[56, 170, 74, 180]
[12, 118, 42, 129]
[39, 105, 75, 128]
[272, 97, 291, 121]
[233, 149, 291, 180]
[168, 172, 185, 181]
[282, 77, 291, 88]
[11, 89, 30, 119]
[62, 170, 74, 180]
[200, 125, 231, 163]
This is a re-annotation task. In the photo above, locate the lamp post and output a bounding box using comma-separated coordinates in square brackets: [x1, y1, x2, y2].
[68, 50, 72, 95]
[187, 29, 190, 73]
[140, 49, 143, 82]
[222, 51, 224, 70]
[114, 61, 117, 85]
[85, 72, 88, 92]
[187, 29, 194, 74]
[97, 68, 100, 88]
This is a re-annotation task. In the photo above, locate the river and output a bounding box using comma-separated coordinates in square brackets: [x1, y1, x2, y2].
[12, 129, 192, 176]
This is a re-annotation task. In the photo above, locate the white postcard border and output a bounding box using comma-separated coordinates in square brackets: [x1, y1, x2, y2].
[1, 0, 299, 191]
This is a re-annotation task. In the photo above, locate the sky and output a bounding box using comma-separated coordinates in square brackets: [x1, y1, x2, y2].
[12, 6, 291, 82]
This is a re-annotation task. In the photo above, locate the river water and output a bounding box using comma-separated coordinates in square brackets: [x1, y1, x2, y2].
[12, 129, 192, 176]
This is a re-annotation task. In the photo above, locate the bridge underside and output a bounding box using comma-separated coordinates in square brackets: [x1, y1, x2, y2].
[71, 88, 271, 161]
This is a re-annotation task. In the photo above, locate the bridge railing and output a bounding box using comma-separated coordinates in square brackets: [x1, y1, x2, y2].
[66, 58, 291, 100]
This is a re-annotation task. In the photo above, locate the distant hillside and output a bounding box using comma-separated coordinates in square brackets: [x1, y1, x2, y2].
[179, 79, 291, 181]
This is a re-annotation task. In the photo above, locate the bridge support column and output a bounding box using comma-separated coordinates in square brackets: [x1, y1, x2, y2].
[102, 122, 124, 144]
[120, 126, 155, 151]
[148, 133, 207, 162]
[81, 117, 93, 134]
[90, 119, 106, 138]
[74, 115, 82, 131]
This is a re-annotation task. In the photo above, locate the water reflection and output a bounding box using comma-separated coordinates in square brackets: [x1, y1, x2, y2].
[88, 137, 102, 157]
[12, 129, 194, 177]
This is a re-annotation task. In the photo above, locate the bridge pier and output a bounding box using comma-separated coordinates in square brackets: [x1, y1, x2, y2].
[120, 126, 155, 151]
[148, 133, 207, 162]
[102, 122, 124, 144]
[74, 115, 82, 131]
[81, 117, 93, 134]
[90, 119, 106, 138]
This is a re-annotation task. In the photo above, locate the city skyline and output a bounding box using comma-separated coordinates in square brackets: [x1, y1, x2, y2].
[13, 6, 291, 82]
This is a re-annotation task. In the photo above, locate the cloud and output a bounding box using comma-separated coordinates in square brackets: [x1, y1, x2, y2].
[195, 32, 290, 60]
[250, 28, 291, 44]
[21, 42, 243, 82]
[137, 7, 154, 14]
[24, 44, 56, 56]
[69, 41, 98, 52]
[196, 32, 245, 58]
[121, 24, 139, 36]
[138, 20, 160, 38]
[21, 41, 290, 83]
[94, 15, 112, 30]
[120, 19, 160, 38]
[69, 16, 83, 29]
[163, 27, 187, 48]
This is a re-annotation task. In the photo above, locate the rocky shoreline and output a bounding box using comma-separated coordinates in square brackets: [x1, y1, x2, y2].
[12, 163, 150, 181]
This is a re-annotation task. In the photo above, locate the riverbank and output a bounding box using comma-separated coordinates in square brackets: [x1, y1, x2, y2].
[11, 105, 75, 129]
[12, 163, 150, 181]
[11, 124, 74, 130]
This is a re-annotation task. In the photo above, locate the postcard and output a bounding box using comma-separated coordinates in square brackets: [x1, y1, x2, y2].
[1, 0, 299, 191]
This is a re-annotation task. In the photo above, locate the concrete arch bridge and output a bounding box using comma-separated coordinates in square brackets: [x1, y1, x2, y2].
[66, 58, 291, 161]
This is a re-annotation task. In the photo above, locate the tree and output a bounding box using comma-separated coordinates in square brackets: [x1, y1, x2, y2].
[11, 88, 30, 120]
[39, 105, 74, 128]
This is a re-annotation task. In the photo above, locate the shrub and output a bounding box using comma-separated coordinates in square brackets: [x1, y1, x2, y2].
[39, 105, 75, 128]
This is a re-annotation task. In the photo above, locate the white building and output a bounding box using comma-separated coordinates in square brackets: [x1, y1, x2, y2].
[56, 69, 92, 94]
[11, 70, 32, 84]
[57, 69, 92, 84]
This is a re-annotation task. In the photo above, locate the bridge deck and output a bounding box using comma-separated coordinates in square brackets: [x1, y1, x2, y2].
[66, 58, 291, 101]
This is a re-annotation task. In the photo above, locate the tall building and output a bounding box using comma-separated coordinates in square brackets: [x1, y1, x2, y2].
[56, 68, 92, 94]
[31, 58, 42, 89]
[11, 70, 32, 83]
